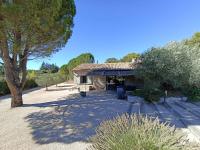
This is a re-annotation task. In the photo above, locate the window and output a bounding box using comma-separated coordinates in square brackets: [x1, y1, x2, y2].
[80, 76, 87, 84]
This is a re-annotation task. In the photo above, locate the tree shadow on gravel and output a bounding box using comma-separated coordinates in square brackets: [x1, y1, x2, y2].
[24, 91, 129, 144]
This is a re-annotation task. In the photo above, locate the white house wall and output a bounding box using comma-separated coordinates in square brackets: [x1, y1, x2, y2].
[73, 74, 80, 84]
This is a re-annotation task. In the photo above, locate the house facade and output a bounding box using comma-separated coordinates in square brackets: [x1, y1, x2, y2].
[73, 62, 143, 91]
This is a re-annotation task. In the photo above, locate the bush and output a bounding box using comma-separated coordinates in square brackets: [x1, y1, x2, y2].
[132, 89, 145, 97]
[0, 79, 38, 96]
[24, 79, 38, 90]
[143, 88, 164, 102]
[186, 86, 200, 101]
[132, 88, 164, 102]
[0, 80, 10, 96]
[89, 114, 195, 150]
[27, 70, 37, 80]
[35, 73, 66, 87]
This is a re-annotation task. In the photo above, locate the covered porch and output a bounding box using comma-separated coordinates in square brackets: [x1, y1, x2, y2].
[73, 62, 143, 91]
[87, 69, 142, 91]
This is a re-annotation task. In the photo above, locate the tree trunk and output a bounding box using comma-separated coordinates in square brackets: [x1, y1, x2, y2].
[1, 30, 28, 108]
[1, 47, 28, 107]
[10, 87, 23, 107]
[5, 69, 24, 108]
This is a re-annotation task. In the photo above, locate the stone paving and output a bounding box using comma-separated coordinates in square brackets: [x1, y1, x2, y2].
[0, 85, 129, 150]
[130, 97, 200, 142]
[0, 86, 200, 150]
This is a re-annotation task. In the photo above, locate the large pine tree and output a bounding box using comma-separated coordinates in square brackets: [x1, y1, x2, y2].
[0, 0, 76, 107]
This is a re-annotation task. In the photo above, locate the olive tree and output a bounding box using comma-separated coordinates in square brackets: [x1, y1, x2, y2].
[164, 41, 200, 88]
[136, 40, 200, 96]
[0, 0, 76, 107]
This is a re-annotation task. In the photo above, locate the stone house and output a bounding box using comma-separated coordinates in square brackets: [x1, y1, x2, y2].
[72, 62, 143, 91]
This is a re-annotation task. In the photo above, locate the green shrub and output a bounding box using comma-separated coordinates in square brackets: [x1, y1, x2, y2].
[24, 79, 38, 90]
[35, 73, 66, 87]
[132, 88, 164, 102]
[89, 114, 195, 150]
[0, 79, 38, 96]
[186, 86, 200, 101]
[27, 70, 37, 80]
[143, 88, 164, 102]
[132, 89, 145, 97]
[0, 80, 10, 96]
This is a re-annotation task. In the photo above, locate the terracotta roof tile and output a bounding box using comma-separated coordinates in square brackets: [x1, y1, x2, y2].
[73, 62, 136, 71]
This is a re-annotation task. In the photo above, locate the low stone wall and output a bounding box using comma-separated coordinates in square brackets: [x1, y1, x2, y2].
[127, 95, 188, 103]
[159, 97, 188, 103]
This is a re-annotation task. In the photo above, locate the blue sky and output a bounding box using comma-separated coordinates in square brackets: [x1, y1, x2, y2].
[28, 0, 200, 69]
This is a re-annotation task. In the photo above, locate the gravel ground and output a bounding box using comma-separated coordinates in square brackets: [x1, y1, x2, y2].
[0, 83, 130, 150]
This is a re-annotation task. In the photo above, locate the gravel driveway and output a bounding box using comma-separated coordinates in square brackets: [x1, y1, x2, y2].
[0, 83, 130, 150]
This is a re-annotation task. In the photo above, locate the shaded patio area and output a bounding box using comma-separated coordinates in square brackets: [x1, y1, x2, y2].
[1, 85, 200, 150]
[24, 91, 200, 144]
[24, 91, 130, 144]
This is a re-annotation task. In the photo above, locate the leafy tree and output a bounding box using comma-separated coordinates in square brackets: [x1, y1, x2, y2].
[59, 64, 69, 79]
[35, 73, 65, 90]
[120, 53, 140, 62]
[0, 0, 76, 107]
[40, 62, 46, 72]
[136, 40, 200, 101]
[53, 73, 66, 87]
[27, 70, 37, 80]
[49, 64, 59, 73]
[105, 57, 118, 63]
[105, 53, 140, 63]
[186, 32, 200, 46]
[164, 41, 200, 89]
[60, 53, 95, 80]
[40, 62, 59, 73]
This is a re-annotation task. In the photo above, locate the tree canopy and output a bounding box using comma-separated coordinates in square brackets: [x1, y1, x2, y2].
[105, 53, 140, 63]
[0, 0, 76, 58]
[59, 64, 69, 78]
[136, 39, 200, 101]
[186, 32, 200, 46]
[0, 0, 76, 107]
[105, 57, 118, 63]
[60, 53, 95, 79]
[120, 53, 140, 62]
[40, 62, 59, 73]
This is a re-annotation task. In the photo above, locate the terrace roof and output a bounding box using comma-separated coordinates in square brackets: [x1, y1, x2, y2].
[73, 62, 137, 76]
